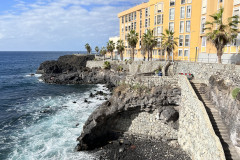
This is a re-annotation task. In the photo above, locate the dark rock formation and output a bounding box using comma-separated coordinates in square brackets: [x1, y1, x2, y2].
[76, 85, 181, 151]
[36, 55, 125, 89]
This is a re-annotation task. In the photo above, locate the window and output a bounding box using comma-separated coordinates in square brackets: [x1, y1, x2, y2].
[233, 8, 239, 26]
[157, 14, 163, 25]
[134, 22, 136, 30]
[178, 49, 183, 56]
[202, 37, 206, 47]
[232, 39, 237, 46]
[131, 22, 133, 30]
[180, 7, 185, 19]
[170, 0, 175, 6]
[201, 17, 206, 33]
[184, 49, 189, 57]
[122, 17, 124, 24]
[139, 40, 141, 48]
[157, 26, 163, 36]
[145, 19, 148, 28]
[125, 26, 127, 31]
[122, 26, 124, 32]
[129, 14, 131, 22]
[234, 0, 240, 5]
[140, 20, 142, 28]
[181, 0, 185, 5]
[185, 35, 190, 46]
[186, 6, 192, 18]
[125, 15, 128, 22]
[219, 0, 223, 3]
[180, 21, 184, 33]
[187, 0, 192, 3]
[169, 8, 175, 20]
[186, 21, 191, 32]
[140, 30, 142, 38]
[179, 35, 184, 46]
[157, 38, 161, 48]
[169, 22, 174, 32]
[155, 3, 163, 13]
[134, 12, 136, 20]
[131, 13, 134, 21]
[128, 25, 131, 31]
[145, 8, 149, 17]
[140, 10, 142, 19]
[202, 0, 207, 14]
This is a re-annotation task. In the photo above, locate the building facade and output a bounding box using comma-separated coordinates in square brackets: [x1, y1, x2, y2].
[118, 0, 240, 64]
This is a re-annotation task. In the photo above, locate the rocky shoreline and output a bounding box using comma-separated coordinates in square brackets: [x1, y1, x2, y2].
[36, 55, 190, 159]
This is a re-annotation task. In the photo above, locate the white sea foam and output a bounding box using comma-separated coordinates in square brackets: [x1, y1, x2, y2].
[5, 84, 109, 160]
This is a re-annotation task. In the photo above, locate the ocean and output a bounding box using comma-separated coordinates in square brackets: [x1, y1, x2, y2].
[0, 51, 107, 160]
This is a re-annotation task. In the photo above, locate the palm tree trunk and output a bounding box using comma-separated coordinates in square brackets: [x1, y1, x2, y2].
[150, 50, 153, 61]
[217, 49, 223, 64]
[148, 50, 150, 61]
[167, 51, 170, 61]
[111, 52, 113, 61]
[104, 55, 105, 61]
[120, 52, 123, 61]
[132, 47, 135, 61]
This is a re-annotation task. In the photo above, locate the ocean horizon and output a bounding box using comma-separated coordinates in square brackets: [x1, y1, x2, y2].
[0, 51, 104, 160]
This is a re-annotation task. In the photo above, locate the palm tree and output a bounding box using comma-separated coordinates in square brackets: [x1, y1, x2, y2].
[142, 29, 158, 61]
[85, 43, 92, 54]
[116, 40, 125, 61]
[127, 30, 139, 61]
[161, 29, 178, 61]
[100, 47, 107, 60]
[205, 7, 239, 63]
[107, 40, 115, 61]
[95, 46, 99, 55]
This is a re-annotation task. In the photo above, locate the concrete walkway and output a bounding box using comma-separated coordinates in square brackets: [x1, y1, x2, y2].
[191, 81, 239, 160]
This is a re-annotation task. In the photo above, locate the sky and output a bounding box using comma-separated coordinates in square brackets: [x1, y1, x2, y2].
[0, 0, 146, 51]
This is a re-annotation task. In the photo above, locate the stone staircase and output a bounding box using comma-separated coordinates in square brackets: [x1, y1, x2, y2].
[191, 82, 239, 160]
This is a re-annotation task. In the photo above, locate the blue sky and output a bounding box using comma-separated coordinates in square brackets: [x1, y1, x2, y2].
[0, 0, 146, 51]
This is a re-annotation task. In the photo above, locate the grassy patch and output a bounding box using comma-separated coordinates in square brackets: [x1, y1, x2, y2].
[232, 88, 240, 99]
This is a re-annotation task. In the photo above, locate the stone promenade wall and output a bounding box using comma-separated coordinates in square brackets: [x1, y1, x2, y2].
[124, 75, 178, 88]
[178, 75, 225, 160]
[173, 62, 240, 86]
[86, 61, 165, 75]
[87, 61, 240, 86]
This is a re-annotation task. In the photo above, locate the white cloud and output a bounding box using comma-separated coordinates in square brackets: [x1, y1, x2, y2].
[0, 0, 146, 51]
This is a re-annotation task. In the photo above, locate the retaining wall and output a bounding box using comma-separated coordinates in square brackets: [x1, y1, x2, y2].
[178, 76, 225, 160]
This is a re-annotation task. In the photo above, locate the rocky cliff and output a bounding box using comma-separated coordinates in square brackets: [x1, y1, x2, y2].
[76, 83, 181, 151]
[36, 55, 125, 89]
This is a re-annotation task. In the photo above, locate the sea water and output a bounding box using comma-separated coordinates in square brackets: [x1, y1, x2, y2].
[0, 52, 105, 160]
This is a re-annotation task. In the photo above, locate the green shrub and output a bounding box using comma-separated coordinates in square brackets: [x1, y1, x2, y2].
[232, 88, 240, 99]
[117, 65, 123, 71]
[103, 61, 111, 69]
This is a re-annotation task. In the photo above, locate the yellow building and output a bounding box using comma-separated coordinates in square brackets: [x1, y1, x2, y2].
[118, 0, 240, 64]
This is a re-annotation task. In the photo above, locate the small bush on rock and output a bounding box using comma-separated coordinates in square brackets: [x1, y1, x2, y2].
[103, 61, 111, 70]
[117, 65, 123, 72]
[232, 88, 240, 100]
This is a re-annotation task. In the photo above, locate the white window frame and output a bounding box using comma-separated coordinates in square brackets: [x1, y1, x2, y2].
[170, 0, 175, 6]
[184, 49, 189, 57]
[186, 20, 191, 32]
[202, 37, 207, 47]
[186, 6, 192, 18]
[169, 8, 175, 20]
[181, 0, 185, 5]
[180, 6, 185, 19]
[201, 17, 206, 33]
[180, 21, 184, 33]
[185, 35, 190, 47]
[187, 0, 192, 3]
[169, 22, 174, 32]
[178, 49, 183, 56]
[179, 35, 184, 47]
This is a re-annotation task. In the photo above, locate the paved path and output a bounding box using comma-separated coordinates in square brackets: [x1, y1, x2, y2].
[191, 81, 239, 160]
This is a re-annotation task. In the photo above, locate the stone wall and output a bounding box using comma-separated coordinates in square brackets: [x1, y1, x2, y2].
[109, 110, 178, 140]
[124, 75, 178, 88]
[206, 76, 240, 153]
[87, 61, 240, 86]
[86, 61, 165, 75]
[178, 75, 225, 160]
[173, 62, 240, 86]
